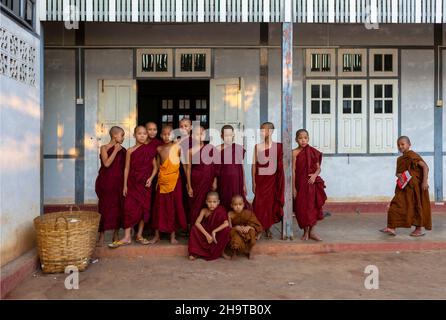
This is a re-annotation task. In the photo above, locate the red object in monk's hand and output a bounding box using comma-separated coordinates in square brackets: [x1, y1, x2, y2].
[397, 170, 412, 189]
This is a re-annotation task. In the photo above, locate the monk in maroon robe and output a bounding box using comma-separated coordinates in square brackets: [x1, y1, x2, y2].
[252, 122, 284, 238]
[186, 126, 217, 224]
[179, 118, 193, 225]
[188, 192, 231, 261]
[95, 126, 126, 245]
[109, 126, 159, 248]
[293, 129, 327, 241]
[216, 125, 251, 211]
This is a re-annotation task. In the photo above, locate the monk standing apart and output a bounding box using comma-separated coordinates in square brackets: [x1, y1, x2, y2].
[216, 125, 250, 211]
[188, 191, 231, 261]
[252, 122, 284, 239]
[292, 129, 327, 241]
[380, 136, 432, 237]
[185, 126, 217, 225]
[228, 195, 263, 259]
[95, 126, 126, 246]
[108, 126, 159, 248]
[150, 126, 187, 245]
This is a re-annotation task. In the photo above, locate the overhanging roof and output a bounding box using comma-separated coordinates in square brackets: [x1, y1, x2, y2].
[40, 0, 446, 24]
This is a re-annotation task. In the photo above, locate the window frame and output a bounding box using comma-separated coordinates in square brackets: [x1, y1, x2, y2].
[305, 49, 336, 77]
[369, 49, 398, 77]
[369, 79, 399, 153]
[0, 0, 35, 31]
[338, 48, 367, 77]
[175, 48, 212, 78]
[136, 48, 173, 78]
[305, 79, 336, 154]
[337, 79, 368, 154]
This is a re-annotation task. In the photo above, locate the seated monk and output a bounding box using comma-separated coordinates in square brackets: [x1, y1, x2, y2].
[228, 195, 263, 259]
[188, 191, 231, 261]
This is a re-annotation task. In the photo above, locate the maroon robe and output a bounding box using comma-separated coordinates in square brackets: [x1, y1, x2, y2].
[147, 138, 163, 230]
[179, 135, 193, 223]
[294, 145, 327, 229]
[216, 143, 251, 211]
[151, 177, 188, 233]
[123, 140, 158, 229]
[188, 205, 231, 261]
[95, 145, 126, 232]
[252, 142, 285, 230]
[189, 144, 217, 224]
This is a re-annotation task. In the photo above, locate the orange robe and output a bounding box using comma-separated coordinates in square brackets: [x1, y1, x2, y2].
[229, 209, 263, 255]
[151, 156, 187, 233]
[387, 150, 432, 230]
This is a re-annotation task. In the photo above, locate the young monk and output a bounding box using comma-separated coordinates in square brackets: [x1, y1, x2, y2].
[380, 136, 432, 237]
[150, 125, 187, 244]
[95, 126, 126, 246]
[108, 126, 159, 248]
[216, 125, 251, 211]
[179, 118, 193, 225]
[188, 191, 231, 261]
[228, 195, 263, 259]
[145, 121, 162, 230]
[292, 129, 327, 241]
[185, 126, 218, 224]
[252, 122, 285, 239]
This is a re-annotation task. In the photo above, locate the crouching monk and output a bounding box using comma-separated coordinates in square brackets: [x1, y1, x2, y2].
[228, 195, 263, 259]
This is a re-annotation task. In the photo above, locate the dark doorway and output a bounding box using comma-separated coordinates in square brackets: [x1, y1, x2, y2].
[137, 80, 210, 134]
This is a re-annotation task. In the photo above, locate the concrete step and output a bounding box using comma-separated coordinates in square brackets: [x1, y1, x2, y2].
[95, 239, 446, 259]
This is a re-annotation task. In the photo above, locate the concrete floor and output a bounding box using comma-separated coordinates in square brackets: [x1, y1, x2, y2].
[5, 212, 446, 300]
[6, 251, 446, 299]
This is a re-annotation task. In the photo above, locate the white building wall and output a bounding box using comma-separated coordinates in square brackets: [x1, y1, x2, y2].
[43, 49, 76, 203]
[1, 13, 41, 266]
[401, 49, 435, 152]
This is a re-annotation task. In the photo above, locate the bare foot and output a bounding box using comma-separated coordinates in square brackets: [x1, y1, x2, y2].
[148, 235, 160, 244]
[300, 232, 309, 241]
[222, 253, 232, 260]
[265, 229, 272, 239]
[410, 227, 426, 237]
[309, 232, 322, 241]
[170, 233, 179, 245]
[188, 255, 196, 260]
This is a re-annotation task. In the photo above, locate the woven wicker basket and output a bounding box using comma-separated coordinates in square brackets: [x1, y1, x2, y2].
[34, 208, 100, 273]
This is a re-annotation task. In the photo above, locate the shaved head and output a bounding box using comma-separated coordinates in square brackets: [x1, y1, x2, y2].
[397, 136, 411, 145]
[207, 191, 219, 200]
[109, 126, 124, 138]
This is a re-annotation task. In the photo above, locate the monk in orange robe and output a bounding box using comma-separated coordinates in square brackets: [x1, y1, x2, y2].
[95, 126, 126, 246]
[380, 136, 432, 237]
[150, 125, 187, 245]
[252, 122, 284, 239]
[292, 129, 327, 242]
[108, 126, 159, 248]
[188, 191, 231, 261]
[228, 195, 263, 259]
